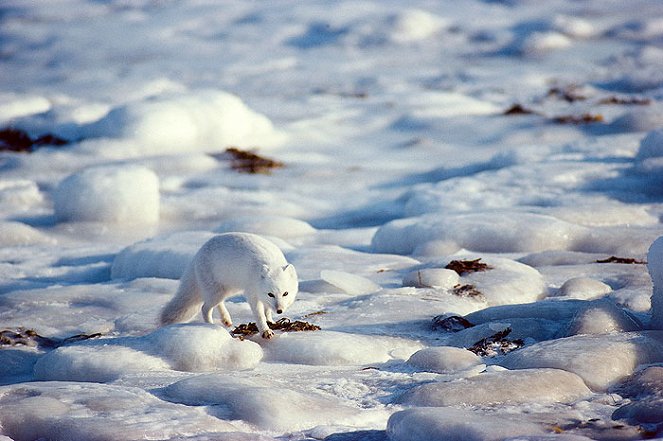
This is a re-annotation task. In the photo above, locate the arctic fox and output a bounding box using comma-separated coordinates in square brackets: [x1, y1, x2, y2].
[160, 232, 298, 339]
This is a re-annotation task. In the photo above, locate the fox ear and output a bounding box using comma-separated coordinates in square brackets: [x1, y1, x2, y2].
[261, 264, 271, 278]
[282, 263, 296, 276]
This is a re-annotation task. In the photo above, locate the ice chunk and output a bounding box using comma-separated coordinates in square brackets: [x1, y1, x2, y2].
[0, 92, 51, 122]
[399, 368, 590, 406]
[442, 317, 561, 349]
[519, 32, 572, 56]
[387, 407, 546, 441]
[54, 165, 160, 224]
[320, 270, 380, 295]
[216, 215, 316, 239]
[564, 299, 641, 336]
[551, 15, 596, 38]
[0, 221, 56, 246]
[372, 212, 585, 255]
[556, 277, 612, 300]
[82, 90, 284, 155]
[111, 231, 215, 280]
[465, 299, 585, 324]
[406, 346, 482, 373]
[263, 330, 421, 365]
[402, 268, 460, 289]
[0, 179, 43, 208]
[637, 129, 663, 162]
[501, 331, 663, 391]
[34, 324, 263, 382]
[163, 374, 385, 432]
[0, 381, 237, 440]
[387, 9, 447, 43]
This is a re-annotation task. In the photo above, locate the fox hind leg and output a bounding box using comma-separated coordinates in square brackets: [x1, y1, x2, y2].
[217, 302, 233, 327]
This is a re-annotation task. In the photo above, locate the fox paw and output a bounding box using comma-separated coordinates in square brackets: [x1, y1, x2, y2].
[261, 329, 275, 339]
[223, 319, 233, 327]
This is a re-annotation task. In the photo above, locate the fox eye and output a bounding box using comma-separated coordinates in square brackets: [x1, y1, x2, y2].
[267, 292, 275, 298]
[283, 291, 289, 297]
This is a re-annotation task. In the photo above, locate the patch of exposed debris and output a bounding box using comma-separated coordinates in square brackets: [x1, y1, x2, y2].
[0, 327, 102, 349]
[445, 258, 492, 276]
[552, 113, 604, 124]
[231, 318, 320, 338]
[432, 315, 474, 332]
[596, 256, 647, 264]
[0, 127, 69, 153]
[450, 283, 485, 299]
[467, 327, 524, 357]
[216, 147, 284, 174]
[503, 104, 538, 115]
[598, 96, 651, 106]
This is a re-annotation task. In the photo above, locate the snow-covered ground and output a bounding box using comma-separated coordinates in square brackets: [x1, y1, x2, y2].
[2, 0, 663, 440]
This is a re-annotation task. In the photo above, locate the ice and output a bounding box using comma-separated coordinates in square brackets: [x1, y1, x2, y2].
[402, 268, 460, 289]
[387, 407, 546, 441]
[216, 215, 316, 239]
[519, 32, 572, 56]
[563, 298, 642, 336]
[0, 381, 238, 441]
[406, 346, 482, 374]
[0, 179, 43, 209]
[163, 374, 386, 432]
[111, 231, 216, 280]
[399, 368, 591, 406]
[34, 324, 263, 382]
[81, 90, 285, 156]
[501, 331, 663, 391]
[262, 331, 421, 366]
[320, 270, 381, 295]
[555, 277, 612, 300]
[648, 236, 663, 329]
[0, 221, 56, 246]
[0, 92, 51, 122]
[54, 165, 160, 224]
[387, 9, 447, 43]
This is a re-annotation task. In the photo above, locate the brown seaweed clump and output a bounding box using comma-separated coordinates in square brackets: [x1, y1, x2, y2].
[222, 147, 284, 174]
[231, 318, 320, 338]
[0, 327, 102, 349]
[445, 258, 492, 275]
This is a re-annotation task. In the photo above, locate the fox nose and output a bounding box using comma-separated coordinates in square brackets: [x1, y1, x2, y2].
[276, 309, 283, 314]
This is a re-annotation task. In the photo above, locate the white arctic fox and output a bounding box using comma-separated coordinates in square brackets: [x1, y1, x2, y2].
[160, 232, 298, 339]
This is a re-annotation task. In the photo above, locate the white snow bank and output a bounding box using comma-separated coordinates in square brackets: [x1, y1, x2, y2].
[34, 324, 263, 381]
[0, 381, 238, 441]
[262, 331, 421, 366]
[82, 90, 284, 155]
[0, 179, 43, 208]
[111, 231, 216, 280]
[501, 331, 663, 391]
[163, 374, 384, 432]
[387, 407, 546, 441]
[216, 215, 316, 239]
[399, 368, 591, 406]
[54, 165, 160, 224]
[372, 212, 585, 255]
[0, 221, 56, 246]
[406, 346, 482, 374]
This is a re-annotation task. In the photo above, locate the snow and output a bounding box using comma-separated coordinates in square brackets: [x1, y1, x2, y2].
[3, 0, 663, 439]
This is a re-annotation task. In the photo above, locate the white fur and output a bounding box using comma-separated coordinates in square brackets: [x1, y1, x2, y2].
[159, 232, 298, 338]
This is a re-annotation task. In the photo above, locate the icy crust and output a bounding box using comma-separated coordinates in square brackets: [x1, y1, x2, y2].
[216, 215, 316, 240]
[501, 331, 663, 391]
[399, 368, 591, 406]
[372, 212, 585, 255]
[81, 90, 285, 156]
[163, 374, 386, 432]
[54, 165, 160, 224]
[0, 381, 239, 441]
[111, 231, 216, 280]
[262, 331, 422, 366]
[0, 221, 56, 246]
[648, 236, 663, 329]
[34, 324, 263, 382]
[387, 407, 547, 441]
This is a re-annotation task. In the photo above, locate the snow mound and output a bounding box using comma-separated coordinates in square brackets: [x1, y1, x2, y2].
[387, 9, 447, 43]
[82, 90, 284, 155]
[406, 346, 482, 373]
[387, 407, 546, 441]
[111, 231, 215, 280]
[0, 179, 43, 208]
[564, 299, 641, 336]
[320, 270, 381, 295]
[399, 368, 590, 406]
[501, 331, 663, 391]
[465, 299, 586, 324]
[555, 277, 612, 300]
[54, 165, 160, 224]
[216, 215, 315, 239]
[519, 31, 572, 56]
[263, 331, 422, 365]
[0, 221, 56, 246]
[34, 324, 263, 382]
[551, 15, 596, 38]
[0, 381, 237, 441]
[0, 92, 51, 122]
[402, 268, 460, 289]
[372, 212, 585, 255]
[163, 374, 384, 432]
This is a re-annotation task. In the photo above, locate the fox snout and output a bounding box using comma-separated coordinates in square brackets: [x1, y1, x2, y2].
[276, 308, 283, 314]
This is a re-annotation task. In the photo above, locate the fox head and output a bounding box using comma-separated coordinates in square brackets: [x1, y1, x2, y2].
[260, 263, 298, 315]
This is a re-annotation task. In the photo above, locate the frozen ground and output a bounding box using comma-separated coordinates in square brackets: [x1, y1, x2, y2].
[2, 0, 663, 440]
